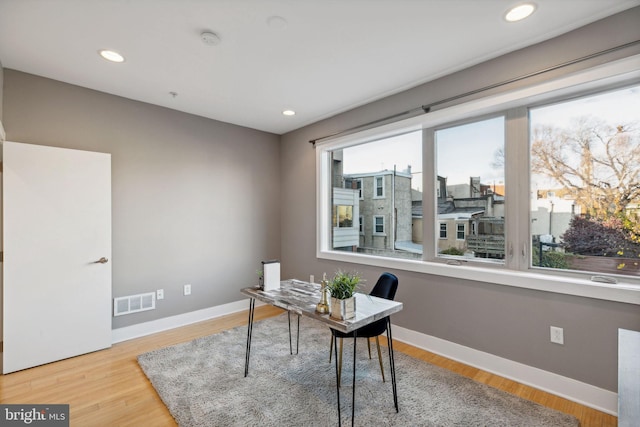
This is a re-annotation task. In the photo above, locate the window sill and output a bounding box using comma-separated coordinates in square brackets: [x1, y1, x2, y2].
[317, 249, 640, 305]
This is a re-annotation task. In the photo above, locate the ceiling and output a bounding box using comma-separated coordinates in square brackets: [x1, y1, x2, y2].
[0, 1, 638, 135]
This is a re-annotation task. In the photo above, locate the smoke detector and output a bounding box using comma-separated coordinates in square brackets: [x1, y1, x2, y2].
[201, 31, 221, 46]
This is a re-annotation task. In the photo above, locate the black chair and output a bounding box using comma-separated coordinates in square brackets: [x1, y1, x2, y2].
[329, 272, 398, 386]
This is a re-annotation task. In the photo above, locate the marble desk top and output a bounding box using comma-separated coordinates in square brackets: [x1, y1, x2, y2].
[241, 279, 403, 334]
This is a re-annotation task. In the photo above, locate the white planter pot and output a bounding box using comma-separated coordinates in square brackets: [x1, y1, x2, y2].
[330, 296, 356, 320]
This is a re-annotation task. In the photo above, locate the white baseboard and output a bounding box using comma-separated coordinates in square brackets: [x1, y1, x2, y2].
[391, 324, 618, 416]
[111, 299, 263, 344]
[111, 301, 617, 416]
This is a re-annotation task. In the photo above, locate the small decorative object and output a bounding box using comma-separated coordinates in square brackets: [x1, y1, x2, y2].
[315, 273, 330, 314]
[262, 260, 280, 291]
[327, 270, 361, 320]
[256, 269, 264, 289]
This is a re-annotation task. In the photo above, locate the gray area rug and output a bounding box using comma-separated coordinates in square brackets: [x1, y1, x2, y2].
[138, 314, 579, 426]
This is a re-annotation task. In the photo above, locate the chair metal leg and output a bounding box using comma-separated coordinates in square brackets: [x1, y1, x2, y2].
[333, 336, 386, 383]
[329, 335, 333, 362]
[331, 331, 387, 426]
[375, 336, 385, 382]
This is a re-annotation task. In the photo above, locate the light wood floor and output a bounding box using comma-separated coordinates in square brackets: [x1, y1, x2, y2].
[0, 306, 616, 426]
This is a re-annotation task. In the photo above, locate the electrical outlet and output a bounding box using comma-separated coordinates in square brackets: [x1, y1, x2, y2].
[156, 289, 164, 300]
[550, 326, 564, 345]
[184, 284, 191, 296]
[310, 275, 315, 283]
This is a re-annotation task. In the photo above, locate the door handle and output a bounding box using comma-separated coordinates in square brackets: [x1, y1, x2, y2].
[94, 257, 109, 264]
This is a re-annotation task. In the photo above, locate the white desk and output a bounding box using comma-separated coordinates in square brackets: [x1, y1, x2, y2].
[618, 328, 640, 427]
[241, 279, 403, 427]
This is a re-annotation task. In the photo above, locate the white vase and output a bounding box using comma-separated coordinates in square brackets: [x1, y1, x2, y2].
[330, 296, 356, 320]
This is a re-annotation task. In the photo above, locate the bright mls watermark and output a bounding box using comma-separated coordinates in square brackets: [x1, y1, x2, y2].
[1, 405, 69, 426]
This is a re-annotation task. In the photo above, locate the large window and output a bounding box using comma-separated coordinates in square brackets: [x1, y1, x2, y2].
[328, 131, 422, 258]
[436, 116, 505, 261]
[529, 86, 640, 278]
[317, 57, 640, 302]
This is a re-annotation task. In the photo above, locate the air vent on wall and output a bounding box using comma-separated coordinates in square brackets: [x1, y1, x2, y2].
[114, 292, 156, 316]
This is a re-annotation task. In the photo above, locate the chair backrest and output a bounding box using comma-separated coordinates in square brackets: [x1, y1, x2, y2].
[369, 272, 398, 301]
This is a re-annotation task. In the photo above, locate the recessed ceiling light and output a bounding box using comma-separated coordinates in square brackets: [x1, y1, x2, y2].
[99, 49, 125, 63]
[282, 110, 296, 116]
[505, 3, 536, 22]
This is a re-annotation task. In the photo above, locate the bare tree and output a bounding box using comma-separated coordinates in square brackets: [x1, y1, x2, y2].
[491, 147, 505, 170]
[531, 116, 640, 219]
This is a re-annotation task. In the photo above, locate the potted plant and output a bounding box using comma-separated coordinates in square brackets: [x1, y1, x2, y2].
[327, 270, 361, 320]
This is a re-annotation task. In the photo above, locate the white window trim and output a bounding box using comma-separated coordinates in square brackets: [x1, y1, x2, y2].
[373, 175, 385, 199]
[316, 54, 640, 305]
[373, 215, 386, 235]
[357, 178, 363, 200]
[439, 223, 447, 239]
[359, 215, 364, 235]
[456, 223, 465, 240]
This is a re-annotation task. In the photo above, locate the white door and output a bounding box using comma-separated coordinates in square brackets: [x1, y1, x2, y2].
[2, 141, 111, 374]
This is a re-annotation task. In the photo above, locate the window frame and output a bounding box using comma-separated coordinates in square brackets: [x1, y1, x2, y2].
[456, 223, 466, 241]
[439, 223, 447, 239]
[333, 205, 353, 229]
[373, 215, 386, 235]
[315, 54, 640, 305]
[373, 175, 385, 199]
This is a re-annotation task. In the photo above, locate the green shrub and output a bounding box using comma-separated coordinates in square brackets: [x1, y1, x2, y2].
[440, 247, 465, 256]
[532, 247, 570, 269]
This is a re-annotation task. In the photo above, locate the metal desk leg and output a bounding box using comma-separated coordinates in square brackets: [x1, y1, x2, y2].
[351, 329, 357, 427]
[332, 329, 358, 427]
[386, 317, 399, 412]
[244, 298, 256, 377]
[296, 314, 300, 354]
[287, 312, 300, 355]
[333, 333, 342, 427]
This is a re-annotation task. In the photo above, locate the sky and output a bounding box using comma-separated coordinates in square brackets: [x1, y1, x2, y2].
[530, 84, 639, 125]
[342, 131, 423, 189]
[342, 131, 421, 174]
[436, 116, 504, 186]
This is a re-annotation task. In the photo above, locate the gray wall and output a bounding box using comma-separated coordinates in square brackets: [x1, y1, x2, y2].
[2, 70, 281, 329]
[280, 8, 640, 392]
[0, 58, 4, 120]
[0, 58, 3, 348]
